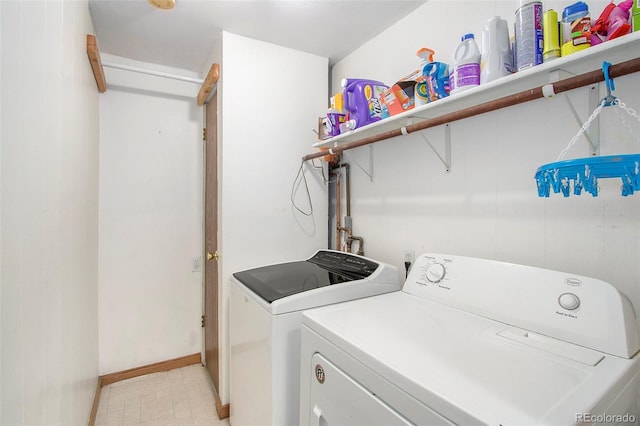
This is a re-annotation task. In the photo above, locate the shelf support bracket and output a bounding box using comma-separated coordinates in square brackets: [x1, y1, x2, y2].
[563, 85, 600, 156]
[342, 147, 374, 181]
[587, 83, 601, 156]
[418, 124, 451, 172]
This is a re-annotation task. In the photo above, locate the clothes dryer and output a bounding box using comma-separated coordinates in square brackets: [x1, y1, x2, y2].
[300, 254, 640, 425]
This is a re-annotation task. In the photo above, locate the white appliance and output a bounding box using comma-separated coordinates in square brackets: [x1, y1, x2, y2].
[229, 250, 400, 426]
[300, 253, 640, 425]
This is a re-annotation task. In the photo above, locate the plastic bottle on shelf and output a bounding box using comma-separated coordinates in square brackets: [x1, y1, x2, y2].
[480, 17, 512, 84]
[543, 9, 561, 62]
[341, 78, 388, 130]
[415, 48, 435, 107]
[514, 0, 543, 71]
[450, 34, 481, 94]
[323, 108, 345, 138]
[561, 1, 591, 56]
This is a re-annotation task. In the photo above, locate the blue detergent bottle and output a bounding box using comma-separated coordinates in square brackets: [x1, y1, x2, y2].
[341, 78, 389, 130]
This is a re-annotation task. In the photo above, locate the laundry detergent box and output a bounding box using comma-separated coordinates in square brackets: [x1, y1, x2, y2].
[380, 81, 415, 116]
[380, 69, 422, 117]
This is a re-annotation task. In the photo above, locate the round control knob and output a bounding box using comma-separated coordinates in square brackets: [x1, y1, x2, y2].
[425, 263, 446, 283]
[558, 293, 580, 310]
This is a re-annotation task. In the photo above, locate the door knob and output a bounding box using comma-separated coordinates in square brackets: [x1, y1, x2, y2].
[207, 251, 219, 261]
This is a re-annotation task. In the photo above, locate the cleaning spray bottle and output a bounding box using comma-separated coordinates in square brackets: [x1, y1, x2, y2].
[591, 0, 633, 45]
[416, 49, 450, 104]
[414, 48, 434, 107]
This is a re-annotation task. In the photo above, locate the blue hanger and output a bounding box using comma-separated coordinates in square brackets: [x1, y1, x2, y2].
[602, 61, 617, 107]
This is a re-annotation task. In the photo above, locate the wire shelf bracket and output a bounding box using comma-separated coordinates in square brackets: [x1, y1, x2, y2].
[416, 123, 451, 172]
[342, 147, 374, 182]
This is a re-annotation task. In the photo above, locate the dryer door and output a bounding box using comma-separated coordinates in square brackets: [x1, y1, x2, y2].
[308, 353, 414, 426]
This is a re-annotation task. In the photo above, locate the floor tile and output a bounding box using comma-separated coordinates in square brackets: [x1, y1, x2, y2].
[96, 364, 230, 426]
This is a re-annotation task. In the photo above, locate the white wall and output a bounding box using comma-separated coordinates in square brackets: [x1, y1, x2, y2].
[331, 1, 640, 311]
[1, 0, 100, 424]
[0, 2, 3, 418]
[98, 55, 204, 374]
[217, 32, 329, 404]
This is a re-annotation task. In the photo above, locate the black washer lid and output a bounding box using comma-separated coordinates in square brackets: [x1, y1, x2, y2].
[232, 250, 379, 303]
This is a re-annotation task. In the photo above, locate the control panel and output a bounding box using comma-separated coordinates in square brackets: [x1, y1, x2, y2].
[403, 254, 640, 359]
[308, 250, 379, 280]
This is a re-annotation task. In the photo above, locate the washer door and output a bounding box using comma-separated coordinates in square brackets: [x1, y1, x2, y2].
[308, 353, 414, 426]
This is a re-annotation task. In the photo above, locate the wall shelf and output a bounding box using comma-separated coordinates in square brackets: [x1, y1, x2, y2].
[306, 31, 640, 162]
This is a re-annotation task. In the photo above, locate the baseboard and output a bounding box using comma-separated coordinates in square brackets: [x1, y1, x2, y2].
[88, 377, 103, 426]
[100, 353, 201, 386]
[215, 392, 230, 419]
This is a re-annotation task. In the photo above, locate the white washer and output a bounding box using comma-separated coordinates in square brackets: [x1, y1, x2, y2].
[300, 253, 640, 425]
[229, 250, 400, 426]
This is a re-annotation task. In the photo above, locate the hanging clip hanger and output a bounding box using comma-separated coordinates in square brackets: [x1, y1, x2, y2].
[534, 61, 640, 198]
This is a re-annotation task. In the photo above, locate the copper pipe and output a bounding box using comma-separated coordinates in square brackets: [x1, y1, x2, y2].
[303, 56, 640, 163]
[331, 163, 354, 252]
[330, 169, 341, 251]
[335, 168, 352, 251]
[338, 163, 351, 217]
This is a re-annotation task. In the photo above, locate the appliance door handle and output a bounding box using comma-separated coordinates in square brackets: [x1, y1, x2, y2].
[313, 405, 325, 426]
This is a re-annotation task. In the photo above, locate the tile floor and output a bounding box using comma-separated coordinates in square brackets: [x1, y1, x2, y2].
[95, 364, 231, 426]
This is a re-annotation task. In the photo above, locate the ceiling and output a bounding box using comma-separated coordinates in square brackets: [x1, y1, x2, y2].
[88, 0, 427, 74]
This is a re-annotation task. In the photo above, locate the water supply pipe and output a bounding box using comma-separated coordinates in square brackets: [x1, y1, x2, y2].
[330, 163, 363, 254]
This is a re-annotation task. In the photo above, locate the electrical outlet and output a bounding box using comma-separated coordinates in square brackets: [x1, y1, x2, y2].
[192, 256, 202, 272]
[403, 250, 414, 265]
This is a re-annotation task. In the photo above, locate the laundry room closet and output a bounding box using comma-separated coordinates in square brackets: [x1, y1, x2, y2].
[2, 0, 639, 423]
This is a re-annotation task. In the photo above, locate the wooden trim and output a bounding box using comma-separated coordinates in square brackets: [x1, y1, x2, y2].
[87, 377, 103, 426]
[197, 63, 220, 106]
[215, 392, 230, 419]
[86, 34, 107, 93]
[100, 353, 201, 386]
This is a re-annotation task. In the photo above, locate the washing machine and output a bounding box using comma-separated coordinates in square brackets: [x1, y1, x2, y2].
[300, 253, 640, 425]
[229, 249, 400, 426]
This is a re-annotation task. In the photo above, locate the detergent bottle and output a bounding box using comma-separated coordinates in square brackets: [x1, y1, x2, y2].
[561, 1, 591, 56]
[480, 17, 512, 84]
[341, 78, 388, 130]
[450, 34, 481, 94]
[323, 108, 345, 138]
